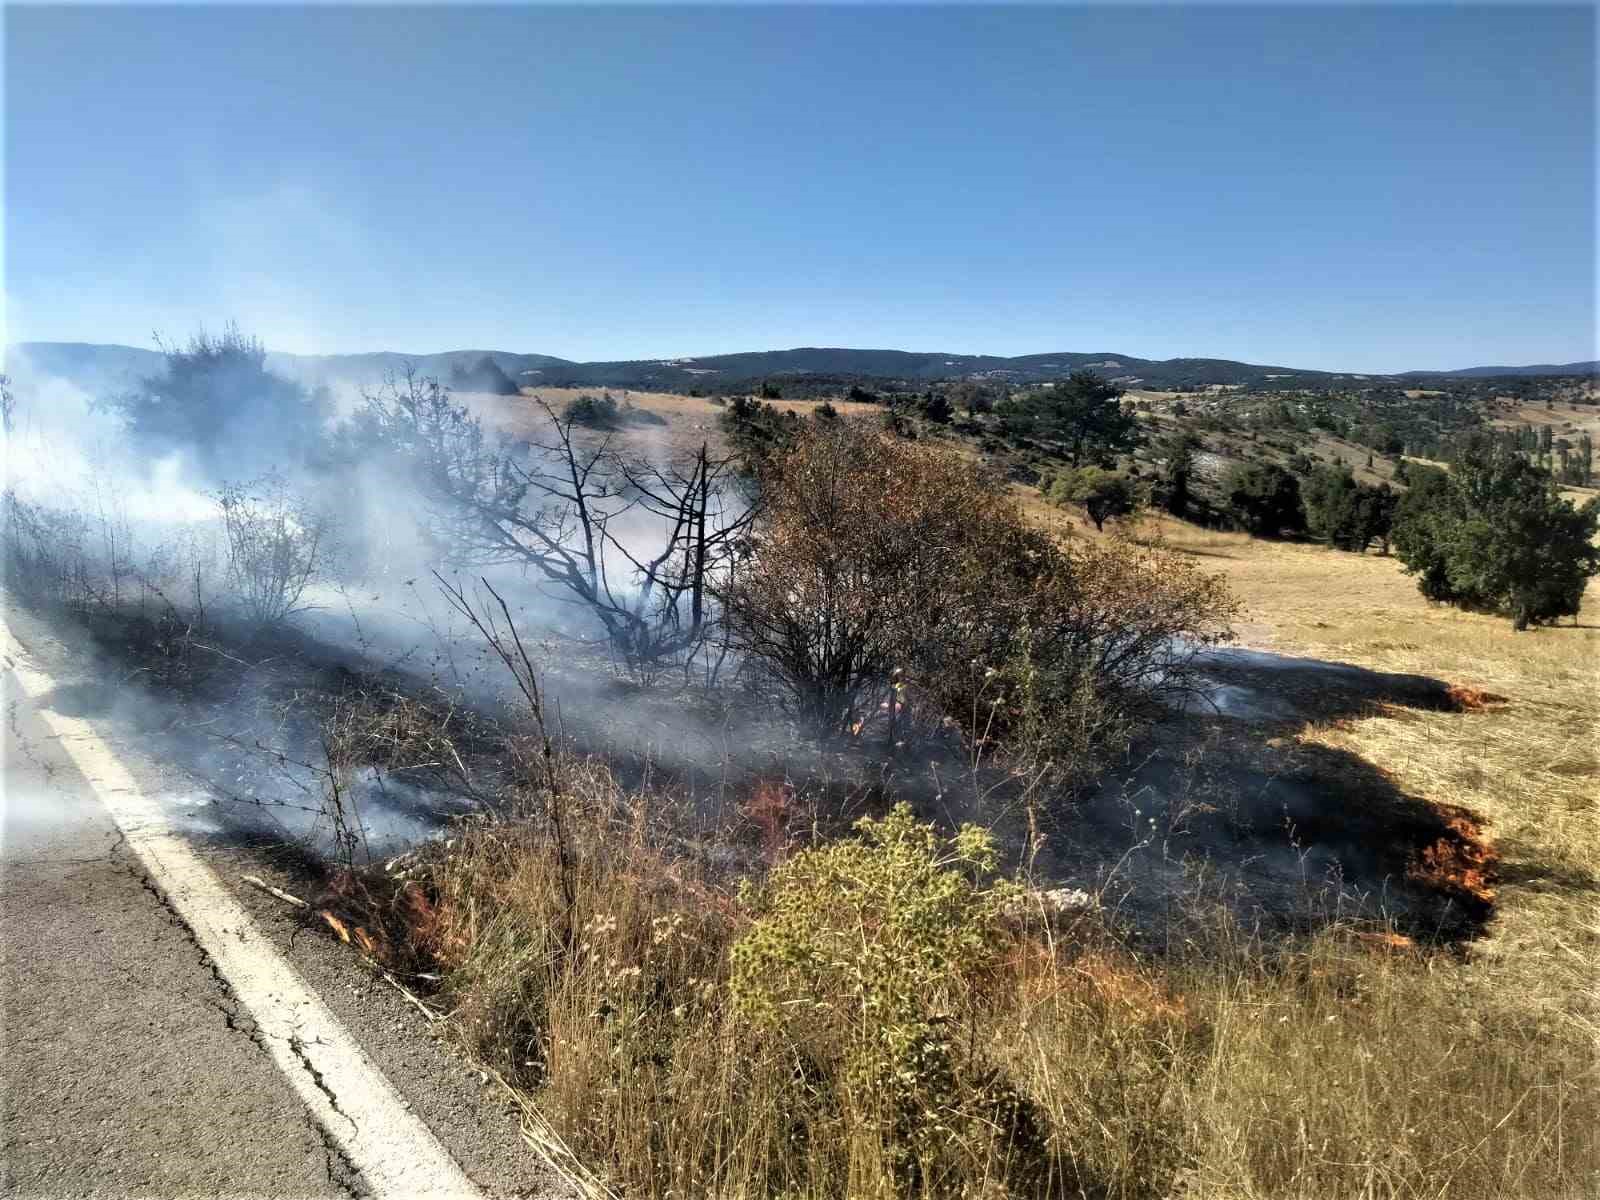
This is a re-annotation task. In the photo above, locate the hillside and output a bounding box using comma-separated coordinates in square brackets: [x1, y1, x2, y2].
[11, 340, 1594, 402]
[1402, 360, 1600, 378]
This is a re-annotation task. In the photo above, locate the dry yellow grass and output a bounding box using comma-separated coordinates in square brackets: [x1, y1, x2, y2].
[373, 462, 1598, 1197]
[1491, 401, 1600, 439]
[1138, 515, 1600, 1033]
[458, 386, 882, 457]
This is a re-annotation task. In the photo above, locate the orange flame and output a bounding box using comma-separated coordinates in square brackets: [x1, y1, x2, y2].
[1408, 811, 1496, 906]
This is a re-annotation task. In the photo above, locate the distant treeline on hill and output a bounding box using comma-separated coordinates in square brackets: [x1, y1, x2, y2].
[12, 341, 1596, 403]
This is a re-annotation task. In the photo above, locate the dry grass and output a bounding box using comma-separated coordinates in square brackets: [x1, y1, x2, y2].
[381, 745, 1597, 1199]
[1141, 515, 1600, 1029]
[457, 386, 883, 458]
[362, 450, 1599, 1197]
[373, 512, 1600, 1194]
[1490, 401, 1600, 439]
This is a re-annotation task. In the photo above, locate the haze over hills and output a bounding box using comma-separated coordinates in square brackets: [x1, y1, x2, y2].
[9, 340, 1596, 399]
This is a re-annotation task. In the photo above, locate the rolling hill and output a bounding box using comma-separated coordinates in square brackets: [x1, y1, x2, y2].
[7, 341, 1593, 400]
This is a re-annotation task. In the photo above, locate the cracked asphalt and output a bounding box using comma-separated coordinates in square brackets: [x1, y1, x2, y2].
[1, 688, 355, 1198]
[1, 603, 559, 1199]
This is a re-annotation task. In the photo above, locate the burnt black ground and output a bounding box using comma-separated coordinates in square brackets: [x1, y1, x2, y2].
[1, 588, 1497, 1196]
[24, 591, 1498, 949]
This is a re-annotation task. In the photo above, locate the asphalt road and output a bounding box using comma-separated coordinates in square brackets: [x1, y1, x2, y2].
[1, 603, 558, 1200]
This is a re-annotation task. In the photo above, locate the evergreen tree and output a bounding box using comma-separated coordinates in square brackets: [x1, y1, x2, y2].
[1392, 448, 1600, 629]
[1154, 432, 1197, 519]
[105, 325, 330, 478]
[450, 355, 521, 396]
[918, 391, 954, 425]
[1223, 462, 1304, 538]
[998, 371, 1139, 465]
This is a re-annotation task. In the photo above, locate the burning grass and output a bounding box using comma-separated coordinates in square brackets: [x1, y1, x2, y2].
[281, 508, 1599, 1198]
[1406, 807, 1498, 909]
[1443, 682, 1510, 712]
[329, 753, 1597, 1200]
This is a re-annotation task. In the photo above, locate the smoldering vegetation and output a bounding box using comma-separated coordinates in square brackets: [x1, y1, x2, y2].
[6, 332, 1586, 1199]
[2, 332, 753, 853]
[0, 333, 1498, 938]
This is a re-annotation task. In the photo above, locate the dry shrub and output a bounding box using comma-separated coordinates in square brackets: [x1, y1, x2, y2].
[720, 424, 999, 734]
[921, 528, 1238, 788]
[375, 770, 1594, 1200]
[2, 489, 95, 607]
[321, 681, 473, 783]
[723, 424, 1237, 787]
[216, 472, 328, 626]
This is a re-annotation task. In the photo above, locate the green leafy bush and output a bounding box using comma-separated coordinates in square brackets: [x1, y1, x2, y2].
[732, 804, 1038, 1190]
[1044, 465, 1145, 531]
[565, 392, 666, 429]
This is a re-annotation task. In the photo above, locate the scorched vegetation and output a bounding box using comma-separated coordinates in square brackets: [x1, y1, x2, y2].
[5, 341, 1596, 1200]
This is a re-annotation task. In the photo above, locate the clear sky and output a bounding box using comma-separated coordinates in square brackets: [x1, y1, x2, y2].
[4, 4, 1595, 372]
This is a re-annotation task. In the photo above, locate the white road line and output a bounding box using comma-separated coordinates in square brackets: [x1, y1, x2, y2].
[0, 621, 483, 1200]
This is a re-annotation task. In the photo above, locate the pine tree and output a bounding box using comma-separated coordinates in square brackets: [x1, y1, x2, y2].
[1392, 448, 1600, 629]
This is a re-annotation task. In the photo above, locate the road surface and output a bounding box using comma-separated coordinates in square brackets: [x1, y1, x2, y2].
[1, 603, 557, 1199]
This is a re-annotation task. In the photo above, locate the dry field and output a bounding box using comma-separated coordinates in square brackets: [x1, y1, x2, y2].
[456, 386, 882, 457]
[1139, 514, 1599, 1024]
[1491, 401, 1600, 437]
[395, 394, 1599, 1198]
[1017, 505, 1598, 1018]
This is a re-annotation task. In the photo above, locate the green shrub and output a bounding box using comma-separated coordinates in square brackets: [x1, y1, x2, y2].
[565, 392, 666, 429]
[732, 804, 1039, 1190]
[719, 394, 803, 475]
[565, 392, 621, 427]
[1045, 465, 1145, 531]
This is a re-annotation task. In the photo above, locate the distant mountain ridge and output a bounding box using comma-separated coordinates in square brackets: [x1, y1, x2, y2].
[1399, 361, 1599, 378]
[8, 340, 1595, 397]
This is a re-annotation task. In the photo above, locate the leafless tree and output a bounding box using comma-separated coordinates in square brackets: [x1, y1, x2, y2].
[0, 374, 16, 435]
[216, 473, 328, 625]
[359, 373, 754, 680]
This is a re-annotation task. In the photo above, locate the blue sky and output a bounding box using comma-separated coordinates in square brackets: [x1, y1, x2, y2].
[5, 4, 1594, 372]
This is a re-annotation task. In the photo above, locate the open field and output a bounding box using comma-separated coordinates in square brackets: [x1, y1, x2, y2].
[454, 386, 883, 457]
[1139, 514, 1599, 1019]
